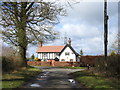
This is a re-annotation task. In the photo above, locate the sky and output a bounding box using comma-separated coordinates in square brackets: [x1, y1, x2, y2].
[26, 1, 118, 57]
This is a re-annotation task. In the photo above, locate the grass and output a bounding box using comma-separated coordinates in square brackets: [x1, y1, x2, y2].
[24, 65, 86, 69]
[2, 66, 41, 88]
[61, 66, 87, 69]
[71, 70, 120, 89]
[31, 65, 87, 69]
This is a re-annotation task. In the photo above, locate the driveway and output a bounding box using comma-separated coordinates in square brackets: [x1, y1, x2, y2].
[21, 67, 84, 88]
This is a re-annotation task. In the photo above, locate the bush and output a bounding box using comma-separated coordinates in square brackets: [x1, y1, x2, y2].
[2, 45, 23, 72]
[95, 55, 120, 78]
[110, 50, 115, 56]
[34, 57, 38, 61]
[2, 56, 22, 72]
[2, 56, 13, 72]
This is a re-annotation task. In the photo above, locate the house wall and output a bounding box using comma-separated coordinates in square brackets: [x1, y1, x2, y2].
[77, 56, 80, 62]
[38, 52, 59, 60]
[60, 47, 76, 62]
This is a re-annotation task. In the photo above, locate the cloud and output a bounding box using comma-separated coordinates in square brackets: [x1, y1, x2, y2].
[59, 1, 118, 27]
[59, 24, 102, 38]
[53, 23, 103, 55]
[27, 1, 118, 57]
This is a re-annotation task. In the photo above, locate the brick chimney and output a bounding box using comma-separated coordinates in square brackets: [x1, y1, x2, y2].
[68, 38, 71, 46]
[40, 41, 43, 47]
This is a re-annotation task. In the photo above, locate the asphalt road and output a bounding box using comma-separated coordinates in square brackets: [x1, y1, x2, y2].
[21, 67, 84, 89]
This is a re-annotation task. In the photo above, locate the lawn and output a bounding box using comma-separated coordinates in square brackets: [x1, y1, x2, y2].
[2, 66, 41, 88]
[71, 70, 120, 89]
[61, 66, 87, 69]
[32, 65, 87, 69]
[33, 66, 87, 69]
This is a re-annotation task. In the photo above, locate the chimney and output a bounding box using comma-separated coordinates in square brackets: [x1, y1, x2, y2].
[40, 41, 43, 47]
[68, 38, 71, 46]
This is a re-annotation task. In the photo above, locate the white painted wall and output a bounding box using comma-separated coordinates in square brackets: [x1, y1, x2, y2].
[59, 47, 76, 62]
[38, 53, 41, 59]
[38, 52, 59, 60]
[76, 56, 80, 62]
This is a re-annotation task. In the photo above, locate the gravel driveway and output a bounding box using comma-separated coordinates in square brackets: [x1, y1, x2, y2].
[21, 67, 84, 88]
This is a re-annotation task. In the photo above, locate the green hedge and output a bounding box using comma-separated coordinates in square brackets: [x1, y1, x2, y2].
[95, 55, 120, 78]
[2, 56, 22, 72]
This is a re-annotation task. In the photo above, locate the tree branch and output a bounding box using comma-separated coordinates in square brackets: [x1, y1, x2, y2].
[26, 2, 34, 12]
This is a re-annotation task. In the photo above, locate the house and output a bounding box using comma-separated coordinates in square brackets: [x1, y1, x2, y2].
[36, 38, 80, 62]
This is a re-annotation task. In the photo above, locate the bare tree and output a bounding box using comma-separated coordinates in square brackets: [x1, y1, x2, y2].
[110, 33, 120, 54]
[0, 2, 65, 66]
[2, 44, 16, 57]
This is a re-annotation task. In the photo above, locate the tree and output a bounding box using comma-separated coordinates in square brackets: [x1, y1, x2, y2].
[0, 2, 65, 67]
[110, 33, 120, 54]
[110, 50, 115, 56]
[80, 49, 83, 56]
[34, 57, 38, 61]
[104, 0, 109, 57]
[31, 54, 35, 60]
[2, 44, 16, 57]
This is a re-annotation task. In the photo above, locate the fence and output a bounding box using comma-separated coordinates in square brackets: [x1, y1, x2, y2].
[27, 61, 80, 67]
[80, 56, 103, 66]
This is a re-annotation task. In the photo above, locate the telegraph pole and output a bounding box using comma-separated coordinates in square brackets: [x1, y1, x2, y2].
[104, 0, 109, 57]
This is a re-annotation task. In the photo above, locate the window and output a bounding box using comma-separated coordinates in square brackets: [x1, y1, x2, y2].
[61, 59, 65, 61]
[65, 52, 70, 55]
[70, 59, 73, 62]
[43, 53, 47, 57]
[56, 53, 59, 56]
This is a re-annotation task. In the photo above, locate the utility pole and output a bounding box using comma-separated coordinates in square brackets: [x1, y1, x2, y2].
[104, 0, 109, 57]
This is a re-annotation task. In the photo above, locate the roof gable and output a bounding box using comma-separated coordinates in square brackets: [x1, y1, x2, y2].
[36, 46, 65, 52]
[59, 44, 79, 56]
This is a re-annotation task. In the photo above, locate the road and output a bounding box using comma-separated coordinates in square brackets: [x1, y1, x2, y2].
[21, 67, 84, 89]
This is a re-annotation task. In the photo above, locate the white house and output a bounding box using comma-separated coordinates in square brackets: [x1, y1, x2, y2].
[36, 39, 80, 62]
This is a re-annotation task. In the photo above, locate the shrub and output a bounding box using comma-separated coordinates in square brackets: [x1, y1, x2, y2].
[2, 56, 22, 72]
[2, 45, 24, 72]
[110, 50, 115, 56]
[2, 56, 13, 72]
[34, 57, 38, 61]
[95, 55, 120, 78]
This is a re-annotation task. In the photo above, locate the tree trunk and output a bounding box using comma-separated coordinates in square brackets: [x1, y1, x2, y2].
[19, 46, 27, 67]
[17, 28, 27, 67]
[17, 2, 28, 67]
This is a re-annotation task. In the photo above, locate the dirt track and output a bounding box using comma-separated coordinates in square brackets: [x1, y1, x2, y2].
[21, 67, 84, 88]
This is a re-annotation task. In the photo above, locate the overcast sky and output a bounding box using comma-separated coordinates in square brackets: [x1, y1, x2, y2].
[27, 0, 118, 57]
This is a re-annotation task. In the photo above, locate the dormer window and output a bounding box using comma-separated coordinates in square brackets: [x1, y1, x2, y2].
[65, 52, 70, 55]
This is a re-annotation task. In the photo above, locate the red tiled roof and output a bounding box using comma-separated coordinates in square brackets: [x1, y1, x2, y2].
[36, 46, 65, 52]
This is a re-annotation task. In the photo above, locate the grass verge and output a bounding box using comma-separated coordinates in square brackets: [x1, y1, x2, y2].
[71, 70, 120, 89]
[61, 66, 87, 69]
[32, 65, 87, 69]
[2, 66, 41, 88]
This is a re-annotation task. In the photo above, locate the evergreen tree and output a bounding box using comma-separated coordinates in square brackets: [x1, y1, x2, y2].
[31, 54, 35, 60]
[80, 49, 83, 56]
